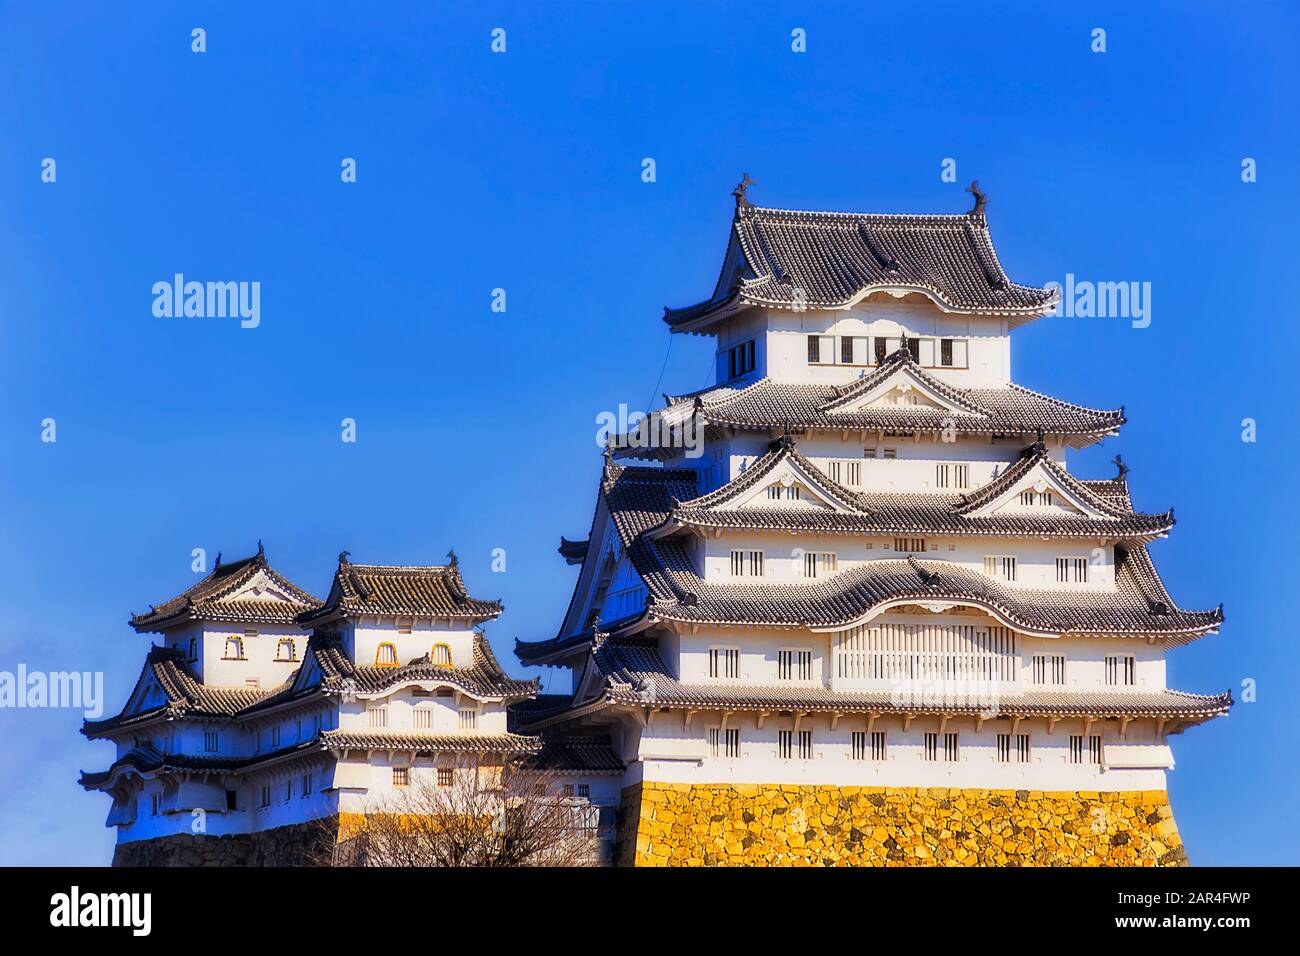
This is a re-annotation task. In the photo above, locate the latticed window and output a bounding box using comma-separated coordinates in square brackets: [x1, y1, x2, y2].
[730, 549, 763, 576]
[413, 707, 433, 729]
[458, 709, 478, 731]
[923, 733, 939, 761]
[375, 642, 398, 667]
[871, 731, 886, 760]
[431, 643, 453, 667]
[944, 733, 959, 762]
[997, 733, 1012, 762]
[894, 538, 926, 553]
[368, 706, 388, 728]
[936, 463, 970, 489]
[392, 767, 409, 787]
[437, 768, 453, 787]
[1019, 489, 1054, 506]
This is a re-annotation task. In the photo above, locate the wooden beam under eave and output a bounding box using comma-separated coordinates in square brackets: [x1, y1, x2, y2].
[903, 714, 915, 731]
[830, 711, 843, 730]
[1047, 716, 1060, 735]
[756, 709, 770, 729]
[1119, 716, 1132, 738]
[684, 708, 699, 729]
[867, 712, 879, 735]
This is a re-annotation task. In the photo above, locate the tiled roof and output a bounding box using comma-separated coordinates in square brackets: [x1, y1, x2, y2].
[300, 554, 502, 625]
[320, 729, 540, 754]
[656, 436, 1171, 541]
[129, 546, 321, 632]
[639, 352, 1124, 449]
[596, 462, 1221, 641]
[592, 638, 1231, 721]
[664, 201, 1058, 330]
[507, 695, 576, 732]
[529, 736, 625, 774]
[514, 630, 595, 666]
[82, 645, 280, 737]
[79, 739, 322, 790]
[309, 632, 538, 701]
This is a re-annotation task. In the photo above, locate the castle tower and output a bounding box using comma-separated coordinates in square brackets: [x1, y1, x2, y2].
[516, 181, 1230, 866]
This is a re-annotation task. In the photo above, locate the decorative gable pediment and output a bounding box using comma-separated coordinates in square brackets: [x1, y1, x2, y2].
[967, 461, 1100, 519]
[222, 570, 303, 607]
[728, 457, 858, 513]
[821, 363, 985, 418]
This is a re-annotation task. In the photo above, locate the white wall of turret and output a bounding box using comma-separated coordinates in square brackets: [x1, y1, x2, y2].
[343, 617, 479, 670]
[160, 622, 306, 689]
[714, 299, 1013, 390]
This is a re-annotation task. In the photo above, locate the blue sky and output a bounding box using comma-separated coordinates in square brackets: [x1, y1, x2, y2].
[1, 2, 1296, 865]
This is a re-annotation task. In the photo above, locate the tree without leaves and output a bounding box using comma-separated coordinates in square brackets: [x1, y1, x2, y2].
[316, 757, 601, 867]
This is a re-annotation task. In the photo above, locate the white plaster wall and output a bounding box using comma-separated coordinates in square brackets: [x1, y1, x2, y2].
[348, 618, 478, 670]
[635, 712, 1170, 791]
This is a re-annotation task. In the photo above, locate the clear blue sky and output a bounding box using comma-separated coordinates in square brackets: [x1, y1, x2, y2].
[1, 2, 1296, 866]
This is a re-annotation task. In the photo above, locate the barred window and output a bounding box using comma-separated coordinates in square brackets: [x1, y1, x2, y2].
[1017, 734, 1031, 763]
[432, 643, 453, 667]
[413, 707, 433, 729]
[778, 648, 813, 681]
[894, 538, 926, 553]
[1105, 655, 1136, 686]
[437, 768, 453, 787]
[1031, 654, 1066, 685]
[1069, 735, 1085, 764]
[1019, 489, 1054, 506]
[851, 731, 867, 760]
[375, 642, 398, 667]
[393, 767, 409, 787]
[204, 731, 219, 753]
[1090, 735, 1103, 765]
[923, 732, 939, 761]
[710, 727, 741, 758]
[778, 730, 793, 760]
[797, 729, 813, 760]
[984, 555, 1017, 581]
[997, 733, 1011, 763]
[730, 549, 764, 576]
[802, 551, 837, 578]
[944, 733, 959, 761]
[368, 705, 388, 728]
[1056, 557, 1088, 583]
[709, 646, 741, 679]
[458, 709, 478, 731]
[871, 731, 886, 760]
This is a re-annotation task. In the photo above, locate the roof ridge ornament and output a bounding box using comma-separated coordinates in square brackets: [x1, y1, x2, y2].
[1113, 454, 1130, 481]
[337, 550, 350, 565]
[732, 172, 757, 210]
[213, 552, 222, 570]
[256, 539, 265, 559]
[965, 180, 987, 218]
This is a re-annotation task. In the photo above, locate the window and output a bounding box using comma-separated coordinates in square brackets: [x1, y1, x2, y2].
[709, 646, 740, 679]
[562, 784, 575, 797]
[1017, 734, 1031, 763]
[375, 642, 398, 667]
[204, 732, 219, 753]
[459, 709, 478, 731]
[828, 459, 861, 486]
[392, 767, 410, 787]
[1105, 655, 1136, 686]
[939, 338, 968, 368]
[997, 733, 1012, 763]
[275, 638, 296, 662]
[923, 733, 939, 761]
[1020, 489, 1055, 507]
[807, 335, 835, 364]
[941, 338, 953, 367]
[431, 643, 453, 667]
[726, 340, 756, 378]
[226, 789, 238, 811]
[259, 785, 271, 809]
[852, 731, 887, 761]
[368, 706, 388, 728]
[1031, 654, 1066, 685]
[935, 463, 970, 489]
[150, 792, 161, 816]
[396, 622, 413, 634]
[944, 733, 959, 762]
[797, 729, 813, 759]
[778, 648, 813, 681]
[894, 538, 926, 553]
[730, 549, 764, 576]
[283, 780, 292, 802]
[413, 707, 433, 729]
[766, 482, 800, 501]
[874, 336, 888, 364]
[882, 448, 897, 459]
[301, 773, 313, 797]
[437, 768, 454, 787]
[223, 635, 244, 660]
[1070, 736, 1104, 765]
[1056, 557, 1089, 583]
[839, 335, 870, 365]
[802, 551, 837, 578]
[187, 637, 198, 662]
[269, 725, 281, 748]
[984, 555, 1017, 581]
[778, 730, 792, 760]
[709, 727, 741, 758]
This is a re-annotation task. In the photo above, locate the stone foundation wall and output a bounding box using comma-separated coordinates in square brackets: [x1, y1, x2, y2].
[619, 783, 1187, 867]
[112, 818, 339, 867]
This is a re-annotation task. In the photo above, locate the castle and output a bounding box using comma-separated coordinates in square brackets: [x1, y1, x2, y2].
[83, 181, 1229, 866]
